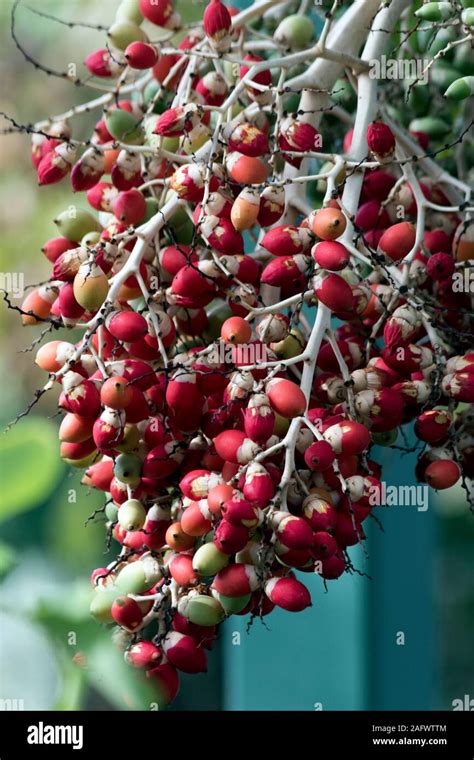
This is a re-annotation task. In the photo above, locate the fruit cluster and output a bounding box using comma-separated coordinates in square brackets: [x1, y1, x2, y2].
[12, 0, 473, 707]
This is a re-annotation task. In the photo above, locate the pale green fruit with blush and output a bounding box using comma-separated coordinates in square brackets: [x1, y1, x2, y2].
[116, 555, 162, 594]
[105, 501, 119, 522]
[116, 425, 141, 453]
[54, 208, 101, 241]
[105, 109, 143, 143]
[90, 589, 118, 624]
[118, 499, 146, 532]
[273, 413, 290, 437]
[114, 454, 142, 486]
[108, 20, 147, 50]
[116, 0, 143, 25]
[270, 328, 306, 360]
[179, 594, 225, 626]
[81, 230, 101, 248]
[274, 14, 314, 49]
[212, 590, 251, 615]
[192, 542, 229, 576]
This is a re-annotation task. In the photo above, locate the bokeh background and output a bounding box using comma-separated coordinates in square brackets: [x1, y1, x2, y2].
[0, 0, 473, 711]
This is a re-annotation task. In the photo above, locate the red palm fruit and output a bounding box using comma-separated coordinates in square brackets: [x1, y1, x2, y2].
[311, 207, 347, 240]
[261, 224, 311, 257]
[170, 163, 211, 202]
[423, 228, 451, 254]
[112, 189, 146, 226]
[304, 440, 335, 471]
[312, 531, 338, 560]
[21, 284, 58, 325]
[152, 54, 181, 89]
[154, 104, 200, 137]
[125, 41, 158, 69]
[213, 430, 259, 464]
[82, 458, 114, 491]
[126, 641, 162, 669]
[221, 315, 251, 344]
[124, 386, 150, 423]
[110, 151, 142, 190]
[239, 54, 272, 100]
[86, 181, 118, 212]
[426, 252, 454, 281]
[303, 498, 338, 532]
[313, 272, 354, 313]
[258, 185, 285, 227]
[163, 632, 207, 674]
[147, 663, 180, 706]
[180, 469, 223, 500]
[181, 502, 212, 536]
[172, 612, 216, 650]
[159, 245, 195, 275]
[312, 240, 350, 271]
[323, 420, 371, 455]
[264, 576, 311, 612]
[377, 221, 416, 262]
[37, 143, 76, 185]
[231, 187, 260, 231]
[226, 152, 269, 184]
[139, 0, 174, 25]
[362, 170, 397, 201]
[424, 459, 461, 490]
[203, 0, 232, 52]
[261, 254, 310, 287]
[71, 149, 105, 193]
[60, 376, 101, 417]
[166, 374, 206, 425]
[165, 522, 195, 552]
[195, 71, 227, 106]
[366, 121, 395, 158]
[59, 413, 94, 443]
[93, 408, 125, 450]
[214, 520, 249, 554]
[334, 512, 365, 547]
[272, 513, 314, 550]
[221, 495, 260, 528]
[267, 378, 306, 418]
[317, 552, 345, 580]
[85, 48, 122, 77]
[42, 237, 76, 263]
[176, 307, 208, 335]
[35, 339, 75, 373]
[355, 200, 390, 231]
[57, 283, 85, 324]
[278, 117, 320, 167]
[415, 410, 451, 444]
[200, 216, 244, 255]
[117, 359, 157, 391]
[100, 376, 132, 409]
[171, 264, 217, 305]
[107, 311, 148, 342]
[168, 553, 198, 586]
[111, 596, 144, 631]
[226, 122, 269, 157]
[242, 463, 275, 507]
[243, 394, 275, 443]
[442, 372, 474, 403]
[60, 438, 96, 462]
[208, 484, 234, 516]
[142, 440, 182, 479]
[212, 563, 259, 597]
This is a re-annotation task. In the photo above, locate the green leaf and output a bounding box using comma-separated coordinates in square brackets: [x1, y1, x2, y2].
[0, 417, 63, 523]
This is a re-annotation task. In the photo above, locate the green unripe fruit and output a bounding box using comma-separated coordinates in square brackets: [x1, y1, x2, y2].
[115, 554, 161, 594]
[409, 116, 450, 139]
[212, 591, 251, 615]
[143, 82, 170, 113]
[105, 109, 143, 143]
[182, 124, 211, 155]
[114, 454, 142, 486]
[192, 542, 229, 576]
[105, 501, 119, 522]
[54, 208, 101, 241]
[108, 20, 146, 50]
[461, 0, 474, 7]
[180, 594, 225, 626]
[274, 14, 314, 49]
[118, 498, 146, 531]
[445, 75, 474, 100]
[142, 198, 160, 224]
[90, 589, 117, 624]
[165, 204, 194, 245]
[204, 300, 234, 342]
[331, 78, 356, 108]
[273, 413, 290, 437]
[415, 2, 454, 22]
[81, 231, 101, 248]
[116, 424, 140, 453]
[116, 0, 143, 25]
[462, 6, 474, 23]
[271, 328, 305, 360]
[454, 41, 474, 75]
[372, 429, 398, 447]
